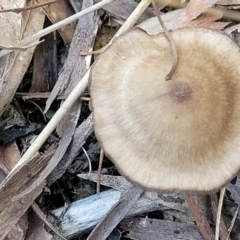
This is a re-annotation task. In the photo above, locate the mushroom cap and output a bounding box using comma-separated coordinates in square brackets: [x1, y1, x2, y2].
[90, 27, 240, 192]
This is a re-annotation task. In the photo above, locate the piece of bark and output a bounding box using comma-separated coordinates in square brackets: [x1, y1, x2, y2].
[44, 0, 98, 113]
[42, 0, 76, 46]
[0, 142, 29, 240]
[138, 8, 228, 36]
[121, 217, 204, 240]
[0, 122, 42, 146]
[49, 189, 164, 238]
[44, 0, 97, 188]
[0, 149, 55, 240]
[99, 0, 154, 23]
[48, 114, 93, 185]
[31, 18, 57, 92]
[87, 186, 144, 240]
[185, 194, 215, 240]
[168, 0, 220, 29]
[79, 172, 189, 213]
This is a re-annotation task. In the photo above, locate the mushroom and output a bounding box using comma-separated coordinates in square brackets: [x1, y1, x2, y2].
[90, 27, 240, 192]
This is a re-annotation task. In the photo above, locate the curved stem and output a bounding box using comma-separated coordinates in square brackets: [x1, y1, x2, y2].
[152, 0, 178, 81]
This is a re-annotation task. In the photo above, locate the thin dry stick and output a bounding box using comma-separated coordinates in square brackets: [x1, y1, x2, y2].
[210, 193, 229, 240]
[82, 147, 92, 175]
[215, 188, 226, 240]
[227, 206, 239, 240]
[0, 0, 115, 57]
[0, 0, 60, 13]
[27, 99, 47, 122]
[80, 47, 104, 56]
[11, 0, 152, 172]
[97, 148, 104, 195]
[32, 202, 67, 240]
[152, 0, 178, 81]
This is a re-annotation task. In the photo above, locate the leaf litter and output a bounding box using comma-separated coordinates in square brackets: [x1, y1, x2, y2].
[0, 0, 240, 240]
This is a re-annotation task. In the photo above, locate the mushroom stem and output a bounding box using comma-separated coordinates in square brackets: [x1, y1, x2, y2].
[152, 0, 178, 81]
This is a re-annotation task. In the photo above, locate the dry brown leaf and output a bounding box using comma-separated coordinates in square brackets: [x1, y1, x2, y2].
[0, 7, 45, 116]
[121, 217, 204, 240]
[0, 0, 25, 93]
[0, 0, 25, 49]
[0, 142, 21, 171]
[184, 13, 229, 29]
[25, 211, 53, 240]
[138, 8, 228, 35]
[168, 0, 220, 29]
[42, 0, 75, 45]
[87, 186, 144, 240]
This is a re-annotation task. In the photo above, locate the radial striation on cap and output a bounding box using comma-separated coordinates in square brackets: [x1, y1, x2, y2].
[90, 27, 240, 192]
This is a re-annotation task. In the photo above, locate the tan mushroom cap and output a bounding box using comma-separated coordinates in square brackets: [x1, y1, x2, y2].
[90, 27, 240, 192]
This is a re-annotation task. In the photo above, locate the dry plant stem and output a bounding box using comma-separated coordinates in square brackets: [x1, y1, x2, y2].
[80, 47, 104, 55]
[11, 0, 151, 171]
[210, 193, 230, 240]
[28, 100, 47, 122]
[215, 188, 226, 240]
[97, 148, 104, 195]
[152, 0, 178, 81]
[32, 202, 67, 240]
[0, 0, 60, 13]
[227, 206, 239, 240]
[82, 147, 92, 175]
[0, 0, 115, 57]
[185, 193, 215, 240]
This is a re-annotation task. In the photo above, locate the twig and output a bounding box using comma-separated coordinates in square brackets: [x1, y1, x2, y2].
[97, 148, 104, 195]
[27, 99, 47, 122]
[151, 0, 178, 81]
[215, 188, 226, 240]
[82, 147, 92, 176]
[80, 47, 104, 56]
[0, 0, 60, 13]
[210, 193, 230, 240]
